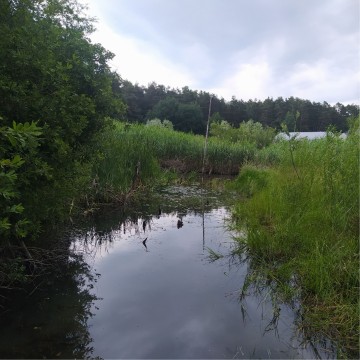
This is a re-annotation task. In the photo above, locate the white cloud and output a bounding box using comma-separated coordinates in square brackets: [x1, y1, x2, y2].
[210, 60, 271, 100]
[279, 61, 360, 104]
[79, 0, 194, 88]
[90, 21, 194, 88]
[79, 0, 359, 104]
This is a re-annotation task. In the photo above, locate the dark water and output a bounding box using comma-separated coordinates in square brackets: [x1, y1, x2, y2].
[0, 185, 330, 359]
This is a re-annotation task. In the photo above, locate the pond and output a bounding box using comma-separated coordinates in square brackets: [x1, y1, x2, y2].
[0, 185, 332, 359]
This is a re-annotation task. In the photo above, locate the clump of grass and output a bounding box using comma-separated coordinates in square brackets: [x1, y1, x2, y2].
[227, 164, 269, 197]
[231, 125, 359, 357]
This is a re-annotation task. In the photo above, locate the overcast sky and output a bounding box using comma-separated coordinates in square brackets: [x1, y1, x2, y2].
[80, 0, 359, 104]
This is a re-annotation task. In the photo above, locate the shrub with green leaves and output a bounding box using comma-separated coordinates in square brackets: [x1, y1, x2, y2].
[210, 119, 276, 148]
[146, 118, 174, 130]
[0, 0, 126, 230]
[0, 120, 44, 244]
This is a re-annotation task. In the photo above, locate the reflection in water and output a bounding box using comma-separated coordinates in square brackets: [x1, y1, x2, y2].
[231, 249, 338, 359]
[68, 186, 323, 359]
[177, 218, 184, 228]
[0, 252, 99, 359]
[0, 185, 333, 358]
[142, 237, 148, 252]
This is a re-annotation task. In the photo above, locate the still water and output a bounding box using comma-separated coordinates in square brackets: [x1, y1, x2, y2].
[0, 185, 327, 358]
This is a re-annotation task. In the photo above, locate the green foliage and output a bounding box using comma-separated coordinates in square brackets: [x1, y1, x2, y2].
[93, 122, 161, 202]
[175, 102, 205, 134]
[119, 78, 359, 132]
[0, 120, 44, 243]
[210, 119, 276, 148]
[231, 131, 359, 356]
[210, 120, 238, 141]
[93, 122, 256, 198]
[229, 165, 269, 197]
[206, 247, 224, 262]
[347, 115, 359, 136]
[146, 118, 174, 130]
[283, 110, 299, 132]
[209, 112, 224, 124]
[0, 0, 126, 235]
[147, 97, 179, 124]
[147, 97, 205, 134]
[238, 120, 276, 148]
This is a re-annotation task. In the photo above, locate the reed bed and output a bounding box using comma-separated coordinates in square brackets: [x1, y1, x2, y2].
[142, 124, 256, 174]
[93, 122, 256, 202]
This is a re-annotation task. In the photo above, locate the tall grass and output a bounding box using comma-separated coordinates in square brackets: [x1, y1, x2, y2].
[91, 123, 160, 202]
[93, 122, 256, 202]
[231, 126, 359, 357]
[142, 124, 256, 174]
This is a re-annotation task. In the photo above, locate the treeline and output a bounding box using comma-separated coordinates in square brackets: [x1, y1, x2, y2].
[119, 80, 359, 133]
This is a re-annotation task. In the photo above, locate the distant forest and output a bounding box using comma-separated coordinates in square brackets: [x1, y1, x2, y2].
[117, 80, 359, 134]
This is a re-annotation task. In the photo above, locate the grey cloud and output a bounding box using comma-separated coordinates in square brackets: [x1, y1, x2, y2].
[96, 0, 359, 102]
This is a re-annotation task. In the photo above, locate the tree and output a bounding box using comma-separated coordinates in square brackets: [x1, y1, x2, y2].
[260, 98, 275, 127]
[224, 97, 248, 127]
[147, 97, 179, 123]
[119, 80, 146, 122]
[210, 120, 236, 141]
[209, 112, 224, 124]
[143, 82, 168, 111]
[175, 103, 205, 134]
[0, 0, 125, 237]
[238, 120, 276, 148]
[284, 111, 297, 132]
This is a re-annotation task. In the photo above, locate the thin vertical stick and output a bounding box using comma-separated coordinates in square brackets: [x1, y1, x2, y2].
[201, 96, 212, 252]
[202, 95, 212, 181]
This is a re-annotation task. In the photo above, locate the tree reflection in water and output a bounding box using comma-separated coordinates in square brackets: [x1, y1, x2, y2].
[0, 251, 100, 359]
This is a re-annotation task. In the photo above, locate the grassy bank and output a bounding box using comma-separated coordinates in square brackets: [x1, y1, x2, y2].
[230, 124, 359, 357]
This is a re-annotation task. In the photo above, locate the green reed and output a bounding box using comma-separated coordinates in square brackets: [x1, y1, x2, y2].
[93, 122, 257, 202]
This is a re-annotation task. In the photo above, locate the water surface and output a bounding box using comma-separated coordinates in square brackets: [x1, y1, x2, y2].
[70, 186, 316, 359]
[0, 185, 327, 359]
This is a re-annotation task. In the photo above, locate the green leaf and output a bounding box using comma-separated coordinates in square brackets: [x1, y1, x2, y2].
[0, 217, 11, 232]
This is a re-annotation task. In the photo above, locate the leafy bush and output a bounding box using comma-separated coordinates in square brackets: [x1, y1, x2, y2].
[0, 120, 45, 244]
[146, 118, 174, 130]
[210, 119, 276, 148]
[0, 0, 126, 231]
